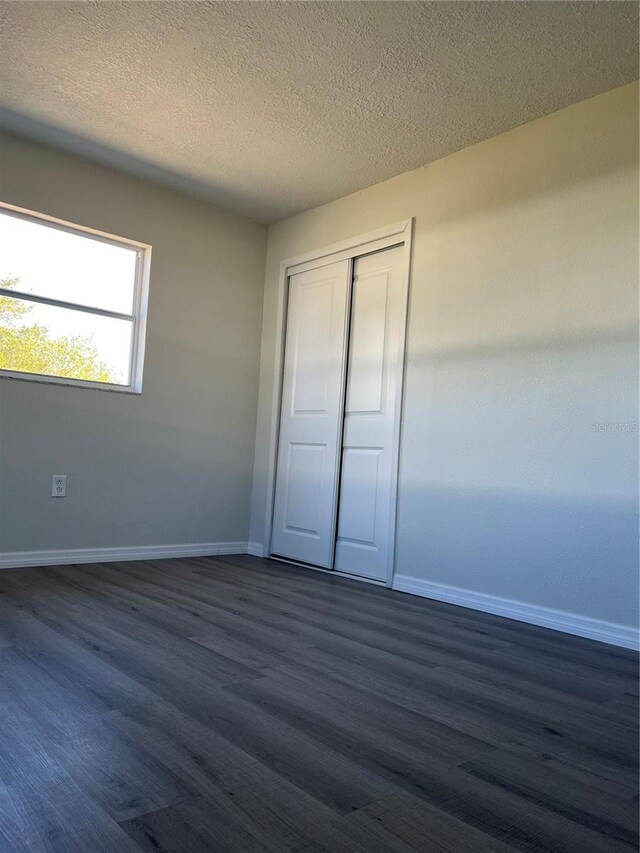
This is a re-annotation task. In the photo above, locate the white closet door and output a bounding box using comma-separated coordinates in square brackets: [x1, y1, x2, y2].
[335, 245, 405, 581]
[271, 260, 351, 567]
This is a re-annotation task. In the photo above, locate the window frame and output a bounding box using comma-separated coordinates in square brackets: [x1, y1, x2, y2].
[0, 201, 152, 394]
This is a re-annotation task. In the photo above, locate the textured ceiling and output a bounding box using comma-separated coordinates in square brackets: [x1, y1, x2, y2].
[0, 1, 638, 223]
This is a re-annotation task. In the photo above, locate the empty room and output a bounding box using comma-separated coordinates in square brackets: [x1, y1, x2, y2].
[0, 2, 638, 851]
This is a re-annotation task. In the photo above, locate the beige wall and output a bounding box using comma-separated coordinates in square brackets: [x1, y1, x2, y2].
[0, 133, 267, 552]
[251, 83, 639, 628]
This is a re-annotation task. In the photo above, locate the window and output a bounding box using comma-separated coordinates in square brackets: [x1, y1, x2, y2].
[0, 202, 151, 392]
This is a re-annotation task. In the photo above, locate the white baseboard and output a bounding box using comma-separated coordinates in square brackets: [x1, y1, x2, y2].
[392, 574, 639, 651]
[246, 542, 265, 557]
[0, 541, 250, 570]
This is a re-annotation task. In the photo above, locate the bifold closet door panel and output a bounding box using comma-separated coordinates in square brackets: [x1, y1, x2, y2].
[270, 259, 351, 567]
[335, 245, 405, 581]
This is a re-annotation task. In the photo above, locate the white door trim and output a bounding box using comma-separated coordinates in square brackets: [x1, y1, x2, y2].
[263, 218, 414, 587]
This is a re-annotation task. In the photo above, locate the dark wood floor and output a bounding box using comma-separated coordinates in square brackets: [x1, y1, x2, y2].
[0, 555, 637, 852]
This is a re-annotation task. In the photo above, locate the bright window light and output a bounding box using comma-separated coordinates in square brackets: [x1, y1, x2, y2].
[0, 203, 151, 392]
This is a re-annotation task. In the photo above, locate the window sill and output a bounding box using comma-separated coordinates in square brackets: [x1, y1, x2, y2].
[0, 370, 142, 394]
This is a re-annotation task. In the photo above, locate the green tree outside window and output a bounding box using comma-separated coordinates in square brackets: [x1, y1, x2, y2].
[0, 276, 115, 383]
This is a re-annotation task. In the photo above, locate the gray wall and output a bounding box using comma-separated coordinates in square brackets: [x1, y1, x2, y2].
[2, 85, 637, 632]
[251, 83, 639, 629]
[0, 133, 267, 552]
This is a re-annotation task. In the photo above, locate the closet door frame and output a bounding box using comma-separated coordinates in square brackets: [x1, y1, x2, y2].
[263, 218, 414, 587]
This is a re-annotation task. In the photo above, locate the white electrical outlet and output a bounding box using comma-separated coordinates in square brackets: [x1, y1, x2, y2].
[52, 474, 67, 497]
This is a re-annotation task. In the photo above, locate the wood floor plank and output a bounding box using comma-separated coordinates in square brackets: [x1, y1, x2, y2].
[458, 750, 638, 846]
[111, 704, 411, 853]
[120, 794, 275, 853]
[0, 685, 140, 853]
[225, 628, 636, 787]
[0, 555, 637, 852]
[221, 672, 634, 852]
